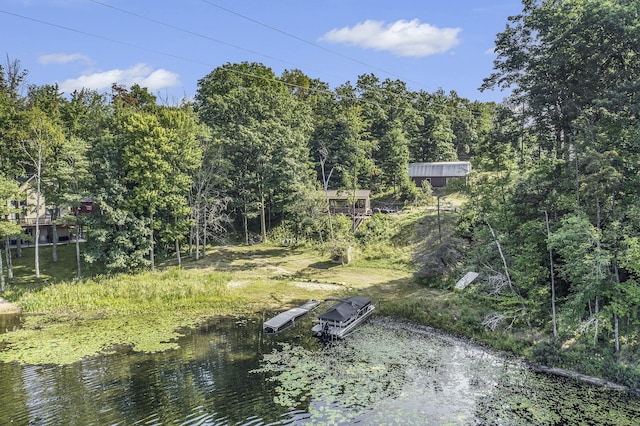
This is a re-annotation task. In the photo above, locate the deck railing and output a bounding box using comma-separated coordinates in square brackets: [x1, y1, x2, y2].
[9, 217, 54, 226]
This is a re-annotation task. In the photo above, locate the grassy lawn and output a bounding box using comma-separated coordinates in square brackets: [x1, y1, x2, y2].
[0, 204, 491, 366]
[0, 240, 420, 365]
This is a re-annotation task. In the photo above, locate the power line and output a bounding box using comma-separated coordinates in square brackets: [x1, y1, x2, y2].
[85, 0, 434, 108]
[198, 0, 432, 91]
[0, 9, 212, 69]
[86, 0, 298, 70]
[0, 8, 490, 120]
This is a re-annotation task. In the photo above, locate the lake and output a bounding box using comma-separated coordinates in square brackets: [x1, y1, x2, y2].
[0, 313, 639, 425]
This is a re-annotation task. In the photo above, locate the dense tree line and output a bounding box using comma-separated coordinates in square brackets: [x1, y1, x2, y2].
[0, 57, 497, 279]
[462, 0, 640, 384]
[0, 0, 638, 386]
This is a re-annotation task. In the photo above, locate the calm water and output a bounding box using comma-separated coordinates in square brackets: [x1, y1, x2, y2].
[0, 313, 20, 334]
[0, 314, 639, 425]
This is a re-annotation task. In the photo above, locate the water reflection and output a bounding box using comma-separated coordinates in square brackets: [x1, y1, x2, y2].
[0, 315, 318, 425]
[0, 314, 21, 334]
[0, 315, 639, 425]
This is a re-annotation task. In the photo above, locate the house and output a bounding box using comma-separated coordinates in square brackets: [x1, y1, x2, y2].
[7, 177, 95, 244]
[408, 161, 471, 188]
[325, 189, 371, 216]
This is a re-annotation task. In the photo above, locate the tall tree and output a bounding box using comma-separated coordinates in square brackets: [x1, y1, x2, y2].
[377, 121, 410, 193]
[19, 108, 64, 278]
[27, 84, 74, 264]
[409, 90, 457, 162]
[84, 88, 139, 272]
[467, 0, 640, 355]
[483, 0, 640, 159]
[59, 89, 106, 278]
[189, 124, 231, 260]
[196, 62, 313, 243]
[0, 58, 28, 265]
[0, 175, 22, 291]
[0, 58, 28, 178]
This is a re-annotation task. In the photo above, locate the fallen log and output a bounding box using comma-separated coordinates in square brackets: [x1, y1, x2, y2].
[525, 360, 639, 394]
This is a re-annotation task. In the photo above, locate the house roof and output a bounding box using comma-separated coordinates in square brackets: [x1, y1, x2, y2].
[325, 189, 370, 199]
[408, 161, 471, 178]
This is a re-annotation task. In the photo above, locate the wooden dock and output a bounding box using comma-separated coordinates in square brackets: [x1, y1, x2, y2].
[263, 300, 320, 334]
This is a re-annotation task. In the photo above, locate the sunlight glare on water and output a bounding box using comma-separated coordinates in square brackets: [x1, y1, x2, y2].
[1, 315, 639, 425]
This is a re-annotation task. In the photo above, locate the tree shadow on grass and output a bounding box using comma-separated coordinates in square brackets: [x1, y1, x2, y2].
[181, 245, 307, 273]
[306, 260, 338, 270]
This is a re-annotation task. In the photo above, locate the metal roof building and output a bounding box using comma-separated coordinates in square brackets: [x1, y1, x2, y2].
[408, 161, 471, 188]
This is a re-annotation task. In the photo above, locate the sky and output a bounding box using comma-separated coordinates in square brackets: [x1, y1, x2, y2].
[1, 0, 523, 104]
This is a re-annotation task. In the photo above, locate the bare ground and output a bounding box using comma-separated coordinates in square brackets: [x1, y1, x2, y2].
[0, 297, 21, 315]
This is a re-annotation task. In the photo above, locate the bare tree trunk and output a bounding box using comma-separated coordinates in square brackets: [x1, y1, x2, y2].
[614, 311, 619, 352]
[5, 236, 13, 280]
[194, 205, 201, 260]
[149, 213, 155, 271]
[437, 195, 442, 244]
[594, 295, 599, 347]
[203, 208, 208, 257]
[484, 216, 532, 331]
[243, 205, 249, 245]
[319, 150, 335, 242]
[175, 239, 181, 266]
[75, 226, 81, 280]
[614, 263, 621, 352]
[35, 149, 42, 279]
[545, 210, 558, 339]
[51, 209, 59, 263]
[0, 244, 5, 292]
[260, 191, 267, 243]
[593, 195, 601, 347]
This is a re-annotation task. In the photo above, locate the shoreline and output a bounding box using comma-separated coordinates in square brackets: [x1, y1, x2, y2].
[0, 297, 21, 315]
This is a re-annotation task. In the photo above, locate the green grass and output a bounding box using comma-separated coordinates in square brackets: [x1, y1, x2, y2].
[0, 206, 476, 366]
[6, 243, 89, 286]
[4, 209, 636, 390]
[16, 267, 234, 315]
[0, 240, 419, 365]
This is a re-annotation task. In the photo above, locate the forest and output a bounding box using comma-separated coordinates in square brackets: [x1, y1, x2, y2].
[1, 0, 639, 386]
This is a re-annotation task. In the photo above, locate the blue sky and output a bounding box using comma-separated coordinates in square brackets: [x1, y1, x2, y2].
[1, 0, 522, 104]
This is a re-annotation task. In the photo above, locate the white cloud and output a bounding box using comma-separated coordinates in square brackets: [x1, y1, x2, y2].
[320, 19, 461, 57]
[39, 53, 92, 65]
[57, 63, 181, 93]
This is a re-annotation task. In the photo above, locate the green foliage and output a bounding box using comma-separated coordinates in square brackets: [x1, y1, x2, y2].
[0, 267, 236, 365]
[354, 213, 390, 246]
[196, 62, 315, 242]
[451, 0, 640, 387]
[0, 175, 22, 238]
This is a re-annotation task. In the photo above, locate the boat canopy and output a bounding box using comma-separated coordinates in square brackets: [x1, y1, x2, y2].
[318, 297, 371, 322]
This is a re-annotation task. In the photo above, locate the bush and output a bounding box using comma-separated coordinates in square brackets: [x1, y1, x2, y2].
[355, 214, 390, 246]
[329, 241, 354, 264]
[532, 340, 564, 366]
[399, 179, 419, 203]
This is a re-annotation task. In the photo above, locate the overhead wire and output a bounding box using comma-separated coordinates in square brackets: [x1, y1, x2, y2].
[197, 0, 432, 91]
[0, 8, 492, 120]
[0, 9, 213, 69]
[86, 0, 303, 72]
[85, 0, 459, 114]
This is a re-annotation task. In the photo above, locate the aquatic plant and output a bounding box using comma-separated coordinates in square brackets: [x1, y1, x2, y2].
[253, 324, 452, 423]
[254, 320, 640, 424]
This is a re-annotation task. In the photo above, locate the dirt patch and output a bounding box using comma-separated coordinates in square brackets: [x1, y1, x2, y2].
[227, 280, 247, 288]
[292, 281, 345, 291]
[0, 297, 21, 314]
